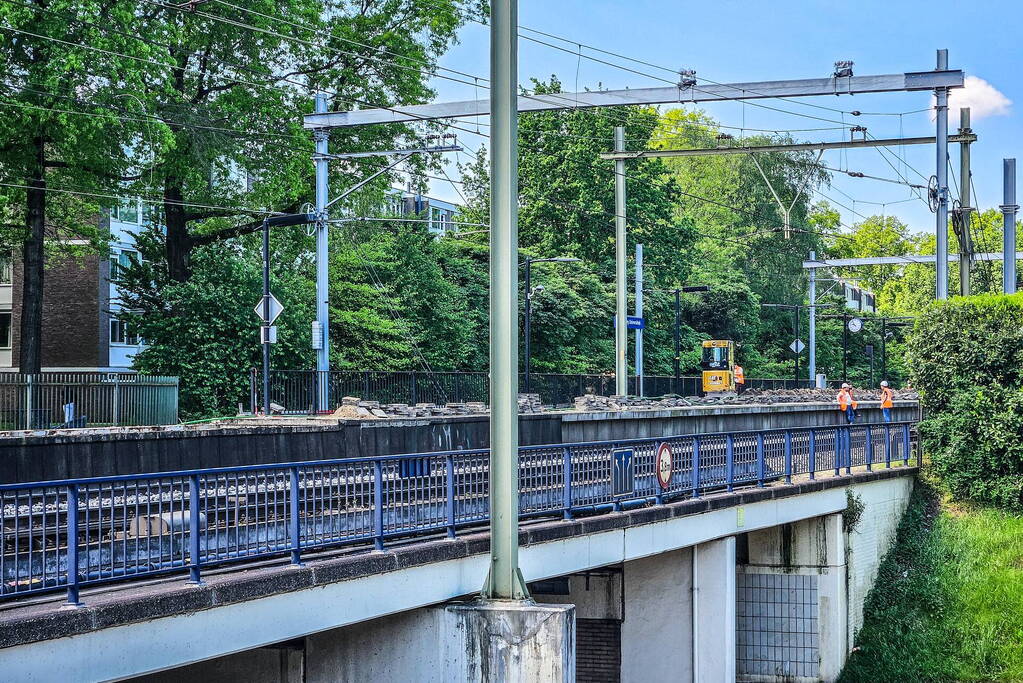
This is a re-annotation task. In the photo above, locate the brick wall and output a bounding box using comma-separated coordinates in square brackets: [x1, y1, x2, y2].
[11, 251, 105, 369]
[577, 618, 621, 683]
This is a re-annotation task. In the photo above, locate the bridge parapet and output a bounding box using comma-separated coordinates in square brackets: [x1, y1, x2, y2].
[0, 421, 916, 608]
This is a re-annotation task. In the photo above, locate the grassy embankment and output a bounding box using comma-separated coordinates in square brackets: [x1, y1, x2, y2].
[840, 481, 1023, 682]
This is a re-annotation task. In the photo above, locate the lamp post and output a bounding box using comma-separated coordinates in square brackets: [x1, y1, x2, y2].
[761, 303, 838, 385]
[522, 256, 579, 393]
[259, 212, 316, 414]
[645, 285, 710, 394]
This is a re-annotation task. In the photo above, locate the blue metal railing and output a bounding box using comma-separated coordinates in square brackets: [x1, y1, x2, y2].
[0, 422, 916, 604]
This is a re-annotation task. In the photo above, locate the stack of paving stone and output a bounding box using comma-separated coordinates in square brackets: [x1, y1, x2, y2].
[517, 393, 544, 414]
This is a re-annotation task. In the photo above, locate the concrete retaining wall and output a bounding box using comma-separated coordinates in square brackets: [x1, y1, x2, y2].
[0, 402, 918, 483]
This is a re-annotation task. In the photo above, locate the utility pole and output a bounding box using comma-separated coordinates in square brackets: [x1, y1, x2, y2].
[842, 311, 849, 381]
[935, 49, 950, 300]
[261, 218, 271, 415]
[881, 317, 887, 380]
[484, 0, 524, 600]
[614, 126, 628, 395]
[794, 305, 801, 383]
[958, 108, 973, 296]
[635, 243, 643, 397]
[1004, 159, 1018, 294]
[673, 289, 681, 394]
[523, 258, 532, 394]
[313, 92, 330, 411]
[808, 251, 817, 385]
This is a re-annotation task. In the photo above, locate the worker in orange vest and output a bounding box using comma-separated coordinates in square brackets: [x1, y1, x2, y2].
[733, 363, 745, 394]
[837, 383, 858, 423]
[879, 380, 894, 423]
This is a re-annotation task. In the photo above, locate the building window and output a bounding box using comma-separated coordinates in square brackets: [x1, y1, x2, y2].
[109, 249, 139, 279]
[430, 207, 444, 231]
[0, 312, 10, 349]
[110, 316, 140, 346]
[0, 253, 11, 285]
[113, 199, 139, 224]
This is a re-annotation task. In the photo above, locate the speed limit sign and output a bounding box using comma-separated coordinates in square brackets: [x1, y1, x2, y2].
[656, 442, 673, 490]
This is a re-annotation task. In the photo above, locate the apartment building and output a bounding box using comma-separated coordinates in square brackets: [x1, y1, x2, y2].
[0, 200, 147, 372]
[385, 189, 460, 235]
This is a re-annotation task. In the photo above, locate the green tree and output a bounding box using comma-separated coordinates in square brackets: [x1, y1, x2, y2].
[0, 0, 152, 371]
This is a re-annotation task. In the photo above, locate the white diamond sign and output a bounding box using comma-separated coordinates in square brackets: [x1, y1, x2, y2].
[253, 293, 284, 325]
[790, 339, 806, 354]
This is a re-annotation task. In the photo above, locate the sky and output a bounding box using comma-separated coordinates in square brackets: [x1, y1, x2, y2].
[419, 0, 1023, 243]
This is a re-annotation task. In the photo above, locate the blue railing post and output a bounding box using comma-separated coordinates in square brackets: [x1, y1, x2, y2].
[783, 431, 792, 484]
[446, 455, 456, 537]
[65, 484, 81, 607]
[691, 437, 701, 498]
[756, 433, 765, 487]
[845, 427, 852, 475]
[808, 429, 817, 480]
[834, 428, 841, 477]
[562, 447, 574, 518]
[188, 474, 202, 584]
[289, 467, 303, 565]
[374, 460, 385, 550]
[903, 424, 911, 466]
[884, 424, 892, 468]
[725, 435, 735, 492]
[865, 426, 873, 472]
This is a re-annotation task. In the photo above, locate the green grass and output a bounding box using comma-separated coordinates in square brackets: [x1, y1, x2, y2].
[840, 482, 1023, 682]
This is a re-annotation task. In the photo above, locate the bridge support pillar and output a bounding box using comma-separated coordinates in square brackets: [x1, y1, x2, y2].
[738, 513, 848, 682]
[694, 536, 737, 682]
[305, 600, 575, 682]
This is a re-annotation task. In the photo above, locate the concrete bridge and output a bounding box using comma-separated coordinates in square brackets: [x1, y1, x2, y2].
[0, 415, 918, 682]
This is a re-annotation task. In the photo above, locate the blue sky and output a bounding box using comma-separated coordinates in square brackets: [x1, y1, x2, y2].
[423, 0, 1022, 241]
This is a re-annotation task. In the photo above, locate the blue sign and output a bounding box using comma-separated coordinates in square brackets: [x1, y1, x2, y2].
[613, 315, 646, 330]
[612, 448, 635, 496]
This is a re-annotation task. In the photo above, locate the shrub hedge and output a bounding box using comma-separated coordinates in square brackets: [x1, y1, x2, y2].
[909, 293, 1023, 510]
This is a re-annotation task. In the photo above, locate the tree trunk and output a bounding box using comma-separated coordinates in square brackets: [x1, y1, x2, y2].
[19, 136, 46, 374]
[164, 179, 193, 282]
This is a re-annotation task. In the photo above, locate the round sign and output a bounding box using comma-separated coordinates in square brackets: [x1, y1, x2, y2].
[656, 442, 673, 490]
[847, 317, 863, 333]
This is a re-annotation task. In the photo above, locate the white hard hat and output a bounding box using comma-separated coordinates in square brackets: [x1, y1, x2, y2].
[841, 383, 851, 389]
[880, 380, 889, 387]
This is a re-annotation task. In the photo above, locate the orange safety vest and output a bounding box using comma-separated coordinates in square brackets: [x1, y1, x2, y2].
[733, 365, 745, 384]
[880, 386, 894, 409]
[838, 390, 858, 411]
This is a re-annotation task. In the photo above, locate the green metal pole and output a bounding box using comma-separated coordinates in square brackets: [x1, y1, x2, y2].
[484, 0, 525, 600]
[614, 126, 628, 395]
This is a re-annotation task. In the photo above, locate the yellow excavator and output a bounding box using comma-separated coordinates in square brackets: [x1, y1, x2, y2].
[701, 340, 737, 393]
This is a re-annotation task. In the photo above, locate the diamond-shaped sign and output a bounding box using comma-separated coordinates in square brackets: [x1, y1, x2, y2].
[790, 339, 806, 354]
[253, 293, 284, 325]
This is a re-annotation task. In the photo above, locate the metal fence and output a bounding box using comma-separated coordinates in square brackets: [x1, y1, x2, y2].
[0, 421, 915, 603]
[0, 373, 179, 430]
[252, 369, 816, 413]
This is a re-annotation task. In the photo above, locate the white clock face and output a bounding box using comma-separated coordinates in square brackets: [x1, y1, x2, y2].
[848, 317, 863, 333]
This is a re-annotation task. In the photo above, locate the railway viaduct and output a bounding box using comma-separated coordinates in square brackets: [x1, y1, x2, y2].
[0, 402, 919, 682]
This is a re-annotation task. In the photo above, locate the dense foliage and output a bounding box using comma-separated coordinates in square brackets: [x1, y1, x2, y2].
[910, 294, 1023, 510]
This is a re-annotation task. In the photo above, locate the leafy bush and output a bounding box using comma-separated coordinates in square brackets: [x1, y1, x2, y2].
[909, 293, 1023, 510]
[921, 387, 1023, 511]
[908, 293, 1023, 413]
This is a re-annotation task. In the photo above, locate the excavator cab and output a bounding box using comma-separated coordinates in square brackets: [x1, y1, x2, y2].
[701, 340, 736, 393]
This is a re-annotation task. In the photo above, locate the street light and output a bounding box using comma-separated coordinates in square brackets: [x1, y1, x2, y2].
[259, 212, 316, 415]
[761, 302, 839, 384]
[645, 285, 710, 394]
[521, 257, 580, 393]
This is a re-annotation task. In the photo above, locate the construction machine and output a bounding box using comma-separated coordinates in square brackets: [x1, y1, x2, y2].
[701, 340, 736, 394]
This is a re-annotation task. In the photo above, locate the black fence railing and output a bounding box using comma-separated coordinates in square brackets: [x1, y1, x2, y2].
[251, 370, 816, 415]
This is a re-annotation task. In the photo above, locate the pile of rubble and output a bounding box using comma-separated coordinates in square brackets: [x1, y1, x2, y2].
[326, 394, 547, 419]
[574, 387, 918, 411]
[316, 387, 918, 419]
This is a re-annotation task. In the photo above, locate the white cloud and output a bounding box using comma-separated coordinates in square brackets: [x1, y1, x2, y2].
[941, 76, 1012, 120]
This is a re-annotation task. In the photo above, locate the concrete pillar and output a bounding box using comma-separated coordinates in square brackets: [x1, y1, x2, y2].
[740, 513, 847, 682]
[694, 536, 737, 682]
[621, 548, 694, 682]
[306, 601, 575, 683]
